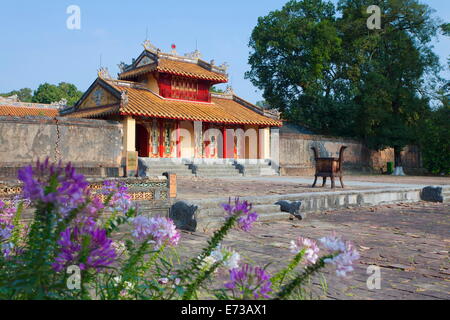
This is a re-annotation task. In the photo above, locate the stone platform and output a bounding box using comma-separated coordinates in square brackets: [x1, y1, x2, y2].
[178, 201, 450, 300]
[174, 175, 450, 230]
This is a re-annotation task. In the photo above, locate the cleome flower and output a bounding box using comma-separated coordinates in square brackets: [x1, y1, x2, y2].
[101, 180, 133, 213]
[199, 244, 241, 271]
[319, 233, 360, 277]
[224, 264, 273, 300]
[52, 218, 116, 272]
[131, 216, 180, 250]
[18, 159, 90, 218]
[290, 236, 320, 265]
[222, 198, 259, 232]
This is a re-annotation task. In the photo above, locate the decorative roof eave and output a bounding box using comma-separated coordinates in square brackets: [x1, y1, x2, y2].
[64, 104, 121, 119]
[155, 68, 227, 83]
[73, 77, 122, 110]
[118, 64, 156, 80]
[119, 111, 279, 126]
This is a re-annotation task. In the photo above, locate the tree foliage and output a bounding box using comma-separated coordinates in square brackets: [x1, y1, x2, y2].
[1, 83, 83, 107]
[32, 82, 83, 106]
[0, 88, 33, 102]
[247, 0, 445, 167]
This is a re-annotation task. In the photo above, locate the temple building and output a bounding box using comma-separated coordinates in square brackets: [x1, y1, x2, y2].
[63, 40, 282, 172]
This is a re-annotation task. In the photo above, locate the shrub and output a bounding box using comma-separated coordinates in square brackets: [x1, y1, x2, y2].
[0, 159, 359, 300]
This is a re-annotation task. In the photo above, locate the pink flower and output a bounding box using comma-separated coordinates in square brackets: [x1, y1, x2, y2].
[290, 237, 320, 265]
[131, 216, 180, 249]
[319, 234, 360, 277]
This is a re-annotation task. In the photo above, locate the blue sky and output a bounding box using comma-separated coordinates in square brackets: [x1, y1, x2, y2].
[0, 0, 448, 103]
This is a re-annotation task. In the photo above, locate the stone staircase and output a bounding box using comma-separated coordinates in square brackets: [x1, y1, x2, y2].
[139, 158, 278, 178]
[191, 161, 242, 178]
[191, 197, 291, 230]
[139, 158, 194, 177]
[234, 160, 278, 176]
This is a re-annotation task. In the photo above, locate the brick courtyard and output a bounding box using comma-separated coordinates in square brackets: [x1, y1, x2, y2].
[178, 201, 450, 300]
[177, 175, 450, 200]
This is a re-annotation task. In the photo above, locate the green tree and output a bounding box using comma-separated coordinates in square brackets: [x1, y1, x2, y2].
[0, 88, 33, 102]
[210, 86, 224, 93]
[419, 105, 450, 175]
[32, 82, 83, 106]
[247, 0, 444, 172]
[246, 0, 353, 135]
[339, 0, 441, 170]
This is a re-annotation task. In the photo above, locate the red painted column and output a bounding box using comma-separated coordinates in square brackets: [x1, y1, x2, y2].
[176, 120, 181, 158]
[222, 126, 227, 159]
[159, 119, 164, 158]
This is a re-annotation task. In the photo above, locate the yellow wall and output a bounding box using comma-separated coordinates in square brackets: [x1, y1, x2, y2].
[179, 121, 195, 158]
[146, 73, 159, 93]
[79, 84, 119, 109]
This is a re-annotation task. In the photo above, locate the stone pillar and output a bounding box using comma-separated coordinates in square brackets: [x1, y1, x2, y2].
[122, 116, 136, 156]
[194, 121, 203, 159]
[259, 127, 271, 160]
[270, 127, 280, 174]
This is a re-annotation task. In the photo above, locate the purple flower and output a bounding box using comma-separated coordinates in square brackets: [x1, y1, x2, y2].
[52, 218, 116, 272]
[101, 181, 133, 213]
[222, 198, 258, 232]
[319, 234, 360, 277]
[0, 200, 15, 258]
[0, 221, 14, 258]
[224, 264, 272, 300]
[131, 216, 180, 249]
[18, 159, 89, 218]
[290, 237, 320, 265]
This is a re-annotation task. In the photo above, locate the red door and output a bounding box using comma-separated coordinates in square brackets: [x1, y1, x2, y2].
[136, 124, 150, 157]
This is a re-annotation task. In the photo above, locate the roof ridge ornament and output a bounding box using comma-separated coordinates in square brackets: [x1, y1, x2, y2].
[98, 67, 113, 80]
[170, 44, 178, 55]
[143, 39, 158, 52]
[121, 90, 129, 107]
[219, 62, 229, 72]
[50, 98, 68, 108]
[118, 62, 127, 73]
[224, 85, 235, 96]
[185, 49, 202, 60]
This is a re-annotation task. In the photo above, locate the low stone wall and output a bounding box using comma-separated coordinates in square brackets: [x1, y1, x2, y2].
[0, 116, 123, 178]
[0, 176, 177, 221]
[279, 124, 423, 176]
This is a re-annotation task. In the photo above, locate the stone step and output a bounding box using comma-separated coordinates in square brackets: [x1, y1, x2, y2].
[194, 166, 238, 171]
[196, 211, 290, 229]
[196, 204, 282, 218]
[145, 165, 191, 170]
[195, 172, 243, 178]
[146, 169, 193, 176]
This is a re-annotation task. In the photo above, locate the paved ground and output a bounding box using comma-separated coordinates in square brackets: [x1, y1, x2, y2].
[178, 201, 450, 300]
[177, 175, 450, 200]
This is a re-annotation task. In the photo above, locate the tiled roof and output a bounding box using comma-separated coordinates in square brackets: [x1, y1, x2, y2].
[65, 105, 119, 119]
[156, 59, 228, 82]
[0, 105, 59, 117]
[115, 84, 281, 126]
[119, 58, 228, 83]
[68, 79, 282, 126]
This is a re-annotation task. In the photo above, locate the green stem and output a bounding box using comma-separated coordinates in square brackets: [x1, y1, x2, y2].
[274, 255, 334, 300]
